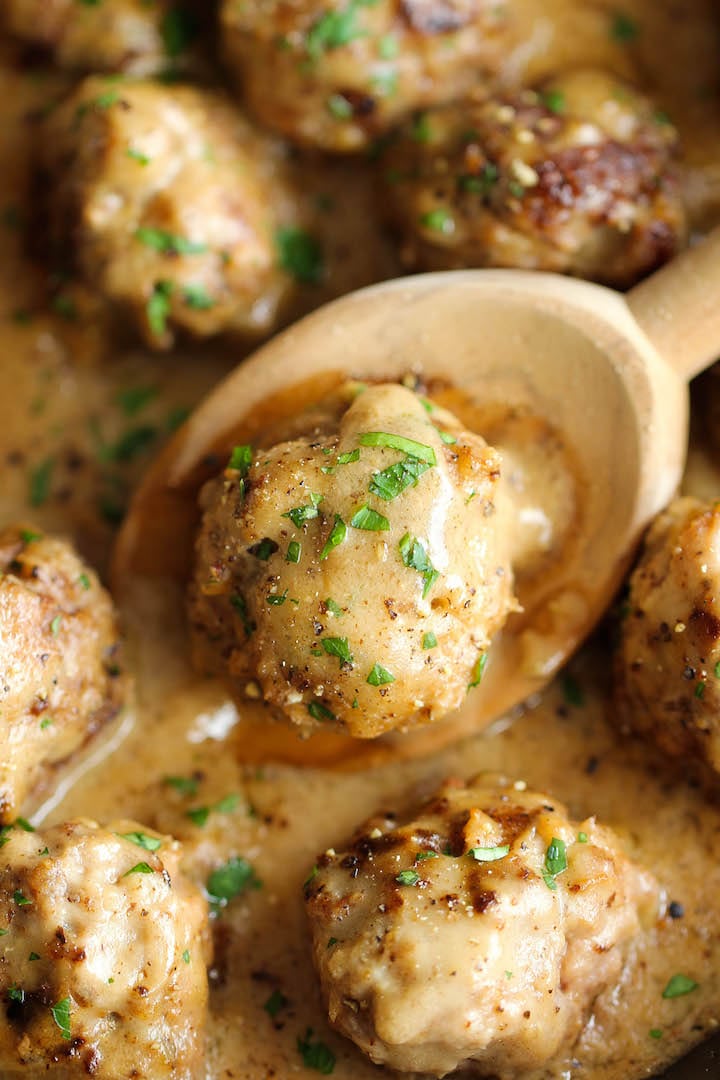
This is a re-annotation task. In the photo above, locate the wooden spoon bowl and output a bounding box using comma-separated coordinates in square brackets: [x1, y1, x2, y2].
[114, 233, 720, 768]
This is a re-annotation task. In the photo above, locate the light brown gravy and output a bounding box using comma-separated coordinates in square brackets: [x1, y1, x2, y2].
[1, 1, 720, 1077]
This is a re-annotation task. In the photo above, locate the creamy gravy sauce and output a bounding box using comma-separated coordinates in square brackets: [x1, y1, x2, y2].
[1, 3, 720, 1077]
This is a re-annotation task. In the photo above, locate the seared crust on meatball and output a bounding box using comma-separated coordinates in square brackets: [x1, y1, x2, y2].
[188, 383, 516, 738]
[615, 497, 720, 776]
[383, 69, 686, 287]
[0, 818, 211, 1079]
[0, 526, 124, 824]
[220, 0, 511, 152]
[1, 0, 197, 76]
[305, 774, 657, 1076]
[40, 77, 300, 350]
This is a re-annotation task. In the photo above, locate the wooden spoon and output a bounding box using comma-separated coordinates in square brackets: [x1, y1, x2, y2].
[113, 232, 720, 769]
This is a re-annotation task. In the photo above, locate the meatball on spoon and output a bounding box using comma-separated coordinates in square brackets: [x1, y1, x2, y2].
[114, 229, 720, 766]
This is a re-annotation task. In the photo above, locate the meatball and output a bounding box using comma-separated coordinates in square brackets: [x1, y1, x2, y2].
[0, 818, 210, 1078]
[188, 383, 516, 738]
[383, 69, 686, 287]
[40, 77, 300, 350]
[614, 496, 720, 776]
[219, 0, 511, 152]
[0, 525, 124, 824]
[305, 774, 657, 1076]
[1, 0, 197, 76]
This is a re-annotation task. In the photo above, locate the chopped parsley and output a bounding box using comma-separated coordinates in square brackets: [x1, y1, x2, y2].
[542, 837, 568, 891]
[398, 533, 438, 596]
[326, 94, 353, 120]
[187, 793, 240, 827]
[13, 891, 31, 906]
[249, 538, 279, 561]
[306, 0, 371, 57]
[396, 869, 420, 886]
[420, 208, 454, 234]
[410, 112, 431, 142]
[649, 1028, 664, 1039]
[264, 989, 288, 1018]
[611, 11, 639, 41]
[541, 89, 565, 114]
[276, 227, 324, 284]
[183, 283, 215, 309]
[14, 818, 34, 833]
[307, 701, 337, 723]
[183, 949, 191, 963]
[207, 856, 262, 909]
[562, 674, 584, 706]
[577, 831, 588, 843]
[325, 598, 343, 617]
[458, 162, 499, 194]
[29, 952, 40, 961]
[359, 431, 436, 464]
[283, 493, 323, 527]
[378, 33, 398, 58]
[147, 280, 174, 336]
[415, 851, 438, 862]
[228, 444, 253, 473]
[163, 774, 199, 797]
[468, 651, 487, 688]
[123, 862, 155, 876]
[321, 637, 353, 665]
[422, 631, 437, 650]
[320, 515, 347, 559]
[126, 147, 150, 165]
[297, 1028, 336, 1074]
[8, 986, 25, 1003]
[369, 455, 431, 500]
[135, 227, 207, 255]
[367, 663, 394, 686]
[102, 425, 157, 464]
[267, 590, 289, 606]
[350, 504, 390, 531]
[117, 831, 161, 852]
[231, 593, 256, 637]
[116, 385, 157, 417]
[695, 680, 706, 699]
[662, 974, 699, 999]
[50, 615, 62, 636]
[161, 8, 197, 57]
[468, 844, 509, 862]
[19, 528, 41, 543]
[40, 717, 53, 730]
[29, 457, 54, 507]
[287, 540, 302, 563]
[51, 997, 72, 1041]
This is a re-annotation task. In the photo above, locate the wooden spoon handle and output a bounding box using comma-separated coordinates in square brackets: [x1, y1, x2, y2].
[627, 226, 720, 382]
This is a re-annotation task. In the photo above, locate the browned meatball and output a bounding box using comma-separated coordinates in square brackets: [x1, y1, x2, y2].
[0, 525, 124, 824]
[0, 818, 211, 1079]
[40, 77, 302, 350]
[1, 0, 198, 75]
[305, 774, 658, 1076]
[383, 69, 686, 287]
[615, 497, 720, 777]
[188, 383, 516, 738]
[219, 0, 511, 152]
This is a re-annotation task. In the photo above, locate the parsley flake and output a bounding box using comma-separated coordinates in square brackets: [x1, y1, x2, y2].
[276, 227, 324, 284]
[398, 533, 438, 596]
[468, 844, 509, 862]
[297, 1028, 336, 1074]
[118, 831, 161, 852]
[350, 505, 390, 531]
[264, 988, 288, 1018]
[468, 651, 487, 688]
[307, 701, 337, 723]
[321, 637, 353, 666]
[320, 515, 347, 560]
[207, 856, 262, 909]
[422, 631, 437, 650]
[135, 227, 207, 255]
[367, 663, 394, 686]
[123, 862, 155, 877]
[369, 454, 431, 500]
[396, 869, 420, 886]
[283, 493, 323, 527]
[51, 997, 72, 1041]
[662, 974, 699, 999]
[542, 837, 568, 891]
[359, 431, 436, 464]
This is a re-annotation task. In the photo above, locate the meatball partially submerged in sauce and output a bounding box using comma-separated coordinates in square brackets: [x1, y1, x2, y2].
[220, 0, 510, 152]
[40, 77, 300, 349]
[383, 69, 686, 286]
[615, 496, 720, 777]
[1, 0, 198, 76]
[0, 526, 124, 824]
[305, 774, 658, 1076]
[0, 818, 210, 1079]
[189, 383, 516, 738]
